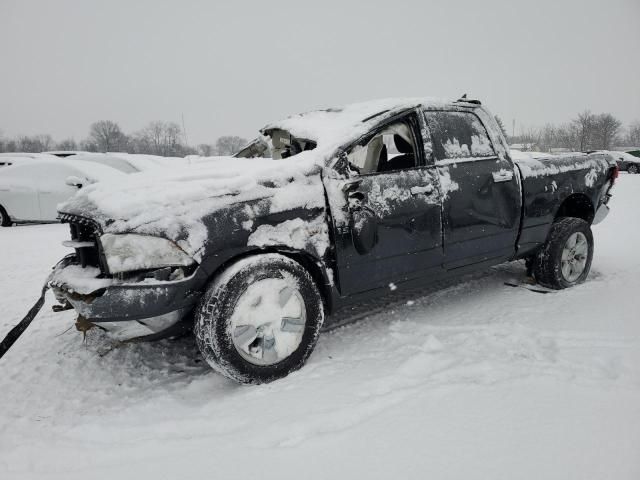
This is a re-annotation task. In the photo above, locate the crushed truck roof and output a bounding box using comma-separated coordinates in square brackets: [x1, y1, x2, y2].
[261, 97, 472, 156]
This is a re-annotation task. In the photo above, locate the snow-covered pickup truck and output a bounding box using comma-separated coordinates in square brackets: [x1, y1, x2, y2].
[49, 97, 617, 384]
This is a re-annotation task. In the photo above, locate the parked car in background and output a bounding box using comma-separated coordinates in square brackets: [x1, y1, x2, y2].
[596, 151, 640, 174]
[0, 152, 57, 162]
[71, 154, 141, 173]
[45, 151, 92, 158]
[46, 151, 156, 173]
[1, 152, 157, 174]
[0, 159, 123, 226]
[0, 156, 33, 168]
[107, 153, 189, 170]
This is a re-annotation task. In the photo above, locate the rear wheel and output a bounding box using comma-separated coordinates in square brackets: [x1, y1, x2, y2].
[194, 253, 324, 384]
[628, 164, 639, 174]
[533, 217, 593, 289]
[0, 205, 11, 227]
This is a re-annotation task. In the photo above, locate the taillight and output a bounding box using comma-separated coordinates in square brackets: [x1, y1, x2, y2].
[611, 165, 619, 183]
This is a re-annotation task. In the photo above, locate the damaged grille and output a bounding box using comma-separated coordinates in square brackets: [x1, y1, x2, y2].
[59, 213, 105, 273]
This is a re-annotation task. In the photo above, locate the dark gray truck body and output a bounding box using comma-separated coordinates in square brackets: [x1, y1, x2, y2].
[49, 98, 616, 339]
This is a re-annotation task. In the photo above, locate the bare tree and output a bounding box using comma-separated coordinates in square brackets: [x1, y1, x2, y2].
[55, 138, 78, 151]
[215, 136, 247, 156]
[510, 126, 540, 150]
[88, 120, 127, 152]
[494, 115, 508, 140]
[135, 121, 184, 156]
[555, 123, 579, 151]
[1, 138, 17, 153]
[572, 111, 595, 151]
[592, 113, 622, 150]
[15, 134, 53, 152]
[197, 143, 216, 156]
[79, 140, 99, 152]
[625, 121, 640, 147]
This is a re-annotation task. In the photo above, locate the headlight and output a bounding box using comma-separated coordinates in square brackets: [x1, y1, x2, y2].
[100, 233, 196, 274]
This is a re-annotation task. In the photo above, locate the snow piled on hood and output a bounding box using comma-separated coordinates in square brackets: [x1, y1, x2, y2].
[59, 155, 323, 261]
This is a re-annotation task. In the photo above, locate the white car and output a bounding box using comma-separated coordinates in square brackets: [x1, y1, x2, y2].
[0, 159, 123, 226]
[0, 156, 31, 168]
[45, 150, 92, 158]
[2, 152, 146, 174]
[70, 154, 142, 173]
[0, 152, 58, 167]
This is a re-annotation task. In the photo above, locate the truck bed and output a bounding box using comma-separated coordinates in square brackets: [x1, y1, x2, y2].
[512, 151, 615, 255]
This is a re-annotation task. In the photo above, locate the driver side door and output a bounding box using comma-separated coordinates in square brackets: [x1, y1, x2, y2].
[325, 112, 443, 295]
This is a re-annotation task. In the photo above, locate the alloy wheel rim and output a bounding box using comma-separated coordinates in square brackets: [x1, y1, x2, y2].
[229, 276, 306, 366]
[560, 232, 588, 282]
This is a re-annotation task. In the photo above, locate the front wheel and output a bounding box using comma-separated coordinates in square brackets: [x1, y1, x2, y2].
[533, 217, 594, 289]
[628, 164, 639, 174]
[194, 253, 324, 384]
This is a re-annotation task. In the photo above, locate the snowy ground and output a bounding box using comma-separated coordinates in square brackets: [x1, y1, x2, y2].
[1, 175, 639, 480]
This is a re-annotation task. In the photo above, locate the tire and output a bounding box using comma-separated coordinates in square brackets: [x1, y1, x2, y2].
[0, 205, 11, 227]
[628, 164, 639, 174]
[533, 217, 594, 289]
[194, 253, 324, 384]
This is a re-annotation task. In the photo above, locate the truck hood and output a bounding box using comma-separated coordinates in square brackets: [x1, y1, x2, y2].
[59, 154, 324, 261]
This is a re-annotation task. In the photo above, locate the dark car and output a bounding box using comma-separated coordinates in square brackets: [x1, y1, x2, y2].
[605, 150, 640, 174]
[49, 97, 618, 384]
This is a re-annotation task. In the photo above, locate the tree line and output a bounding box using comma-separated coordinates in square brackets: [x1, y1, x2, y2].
[2, 112, 639, 157]
[0, 120, 248, 157]
[508, 111, 640, 152]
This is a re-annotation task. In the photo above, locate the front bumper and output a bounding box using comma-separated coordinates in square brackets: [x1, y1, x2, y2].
[50, 258, 204, 340]
[87, 309, 191, 341]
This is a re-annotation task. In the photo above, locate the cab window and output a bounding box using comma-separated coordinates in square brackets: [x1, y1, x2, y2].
[346, 120, 419, 174]
[423, 111, 495, 160]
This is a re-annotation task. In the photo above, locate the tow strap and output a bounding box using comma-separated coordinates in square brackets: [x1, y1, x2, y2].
[0, 281, 50, 360]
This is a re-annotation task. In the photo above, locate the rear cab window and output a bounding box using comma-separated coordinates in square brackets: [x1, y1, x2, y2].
[423, 111, 496, 163]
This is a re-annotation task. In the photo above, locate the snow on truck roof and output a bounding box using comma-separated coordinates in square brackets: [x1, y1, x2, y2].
[262, 97, 469, 154]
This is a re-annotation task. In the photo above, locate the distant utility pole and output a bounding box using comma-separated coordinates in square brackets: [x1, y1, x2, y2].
[512, 119, 516, 138]
[182, 113, 189, 146]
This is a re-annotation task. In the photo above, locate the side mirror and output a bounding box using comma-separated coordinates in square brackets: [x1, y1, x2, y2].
[332, 149, 350, 175]
[351, 206, 378, 254]
[340, 177, 362, 193]
[65, 176, 84, 189]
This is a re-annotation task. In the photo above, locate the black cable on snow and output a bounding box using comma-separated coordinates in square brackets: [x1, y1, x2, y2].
[0, 281, 50, 361]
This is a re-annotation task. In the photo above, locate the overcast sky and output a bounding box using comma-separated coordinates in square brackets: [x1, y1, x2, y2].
[1, 0, 638, 144]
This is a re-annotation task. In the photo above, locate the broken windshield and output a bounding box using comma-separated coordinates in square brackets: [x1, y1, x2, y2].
[234, 130, 317, 160]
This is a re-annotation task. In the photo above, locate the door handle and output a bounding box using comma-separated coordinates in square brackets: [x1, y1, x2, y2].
[492, 170, 514, 183]
[410, 185, 434, 196]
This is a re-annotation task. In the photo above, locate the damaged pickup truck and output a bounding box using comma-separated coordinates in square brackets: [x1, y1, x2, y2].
[50, 97, 618, 384]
